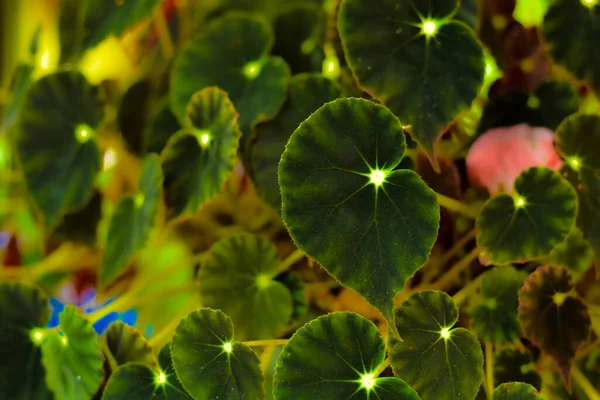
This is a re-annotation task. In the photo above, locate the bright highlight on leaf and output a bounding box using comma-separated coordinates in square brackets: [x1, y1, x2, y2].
[61, 336, 68, 345]
[199, 132, 210, 147]
[134, 193, 145, 208]
[223, 342, 233, 353]
[567, 157, 581, 171]
[581, 0, 598, 8]
[75, 123, 93, 143]
[244, 61, 262, 79]
[422, 20, 438, 36]
[440, 327, 451, 339]
[369, 169, 386, 186]
[156, 372, 166, 385]
[31, 329, 45, 344]
[360, 373, 376, 390]
[103, 148, 118, 170]
[40, 48, 51, 70]
[514, 196, 526, 208]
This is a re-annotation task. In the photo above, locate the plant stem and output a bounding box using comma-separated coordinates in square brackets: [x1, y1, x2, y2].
[438, 228, 477, 267]
[275, 248, 305, 275]
[452, 272, 486, 307]
[485, 341, 494, 399]
[433, 247, 480, 291]
[572, 365, 600, 400]
[154, 6, 174, 60]
[243, 339, 289, 347]
[436, 193, 480, 219]
[374, 358, 390, 377]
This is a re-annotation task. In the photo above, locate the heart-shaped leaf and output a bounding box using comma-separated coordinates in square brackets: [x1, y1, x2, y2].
[494, 348, 542, 390]
[493, 382, 542, 400]
[170, 13, 290, 142]
[15, 71, 103, 228]
[279, 97, 439, 327]
[249, 73, 340, 210]
[41, 306, 104, 400]
[518, 265, 591, 385]
[0, 282, 51, 399]
[199, 233, 293, 340]
[101, 321, 156, 372]
[171, 308, 264, 399]
[338, 0, 484, 164]
[388, 290, 483, 400]
[162, 87, 241, 220]
[542, 0, 600, 92]
[470, 266, 528, 344]
[101, 155, 163, 286]
[550, 226, 594, 281]
[476, 166, 577, 265]
[273, 312, 419, 400]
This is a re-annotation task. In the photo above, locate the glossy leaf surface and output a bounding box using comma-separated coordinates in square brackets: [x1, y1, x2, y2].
[102, 363, 191, 400]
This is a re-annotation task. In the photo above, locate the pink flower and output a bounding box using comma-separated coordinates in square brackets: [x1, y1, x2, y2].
[466, 124, 562, 195]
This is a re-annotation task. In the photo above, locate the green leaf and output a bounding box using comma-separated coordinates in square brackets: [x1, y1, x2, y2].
[513, 0, 551, 27]
[389, 290, 483, 400]
[170, 13, 290, 136]
[470, 267, 528, 344]
[158, 344, 188, 395]
[273, 312, 419, 400]
[41, 306, 104, 400]
[15, 71, 103, 228]
[279, 97, 439, 327]
[200, 233, 293, 340]
[494, 348, 541, 390]
[338, 0, 484, 163]
[476, 167, 577, 265]
[102, 363, 192, 400]
[518, 265, 591, 385]
[0, 282, 51, 399]
[493, 382, 543, 400]
[249, 73, 340, 211]
[145, 105, 181, 154]
[0, 63, 34, 132]
[549, 226, 594, 281]
[542, 0, 600, 93]
[101, 155, 163, 286]
[52, 191, 103, 246]
[101, 321, 156, 372]
[162, 87, 241, 220]
[171, 308, 264, 400]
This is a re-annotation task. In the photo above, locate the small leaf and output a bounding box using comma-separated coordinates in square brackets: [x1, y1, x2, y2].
[101, 155, 163, 286]
[162, 87, 241, 220]
[470, 267, 528, 344]
[338, 0, 484, 163]
[279, 97, 439, 328]
[494, 348, 542, 390]
[200, 233, 293, 340]
[101, 321, 156, 372]
[549, 226, 594, 281]
[493, 382, 543, 400]
[389, 290, 483, 400]
[249, 73, 340, 210]
[41, 306, 104, 400]
[476, 167, 577, 265]
[16, 71, 103, 228]
[542, 0, 600, 92]
[0, 282, 51, 399]
[273, 312, 419, 400]
[171, 308, 264, 400]
[102, 363, 192, 400]
[518, 265, 591, 385]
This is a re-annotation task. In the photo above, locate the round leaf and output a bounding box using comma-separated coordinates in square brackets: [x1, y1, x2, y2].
[101, 321, 156, 372]
[102, 363, 191, 400]
[476, 167, 577, 265]
[170, 13, 290, 133]
[0, 282, 51, 399]
[494, 349, 541, 390]
[389, 290, 483, 400]
[542, 0, 600, 92]
[200, 233, 293, 340]
[273, 312, 419, 400]
[470, 266, 527, 344]
[493, 382, 542, 400]
[162, 87, 241, 220]
[518, 265, 591, 385]
[16, 71, 103, 228]
[41, 306, 104, 400]
[338, 0, 484, 162]
[249, 73, 340, 210]
[279, 97, 439, 326]
[101, 154, 163, 286]
[171, 308, 264, 400]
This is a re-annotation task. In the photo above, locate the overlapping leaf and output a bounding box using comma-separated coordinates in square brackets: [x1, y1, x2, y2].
[157, 344, 188, 396]
[273, 312, 419, 400]
[279, 97, 439, 327]
[549, 226, 594, 281]
[101, 321, 156, 372]
[494, 348, 542, 390]
[493, 382, 542, 400]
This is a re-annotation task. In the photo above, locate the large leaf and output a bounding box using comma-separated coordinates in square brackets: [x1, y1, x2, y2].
[493, 382, 542, 400]
[249, 73, 340, 210]
[273, 312, 419, 400]
[279, 97, 439, 327]
[15, 71, 103, 228]
[41, 306, 104, 400]
[101, 155, 163, 286]
[518, 265, 591, 385]
[170, 13, 290, 138]
[162, 87, 241, 220]
[476, 167, 577, 265]
[389, 290, 483, 400]
[338, 0, 484, 164]
[199, 233, 293, 340]
[101, 321, 156, 372]
[542, 0, 600, 92]
[0, 282, 51, 399]
[470, 266, 527, 344]
[171, 308, 264, 399]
